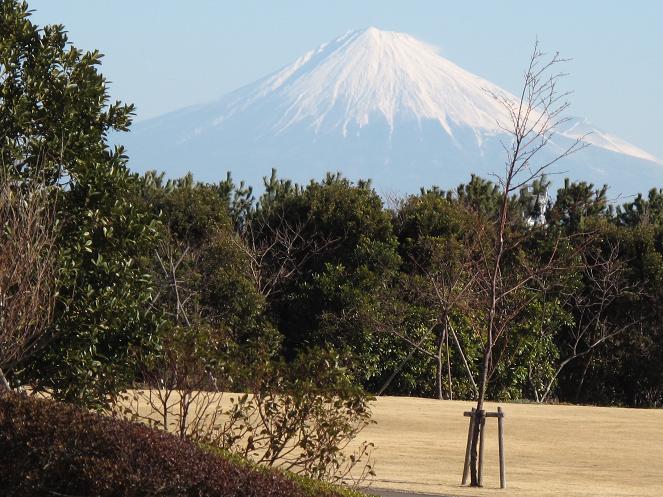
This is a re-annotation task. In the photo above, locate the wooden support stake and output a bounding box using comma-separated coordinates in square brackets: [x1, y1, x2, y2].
[461, 408, 476, 485]
[498, 406, 506, 489]
[477, 412, 486, 487]
[461, 408, 505, 488]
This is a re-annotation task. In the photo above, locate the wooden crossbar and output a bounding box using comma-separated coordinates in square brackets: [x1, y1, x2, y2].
[463, 410, 505, 418]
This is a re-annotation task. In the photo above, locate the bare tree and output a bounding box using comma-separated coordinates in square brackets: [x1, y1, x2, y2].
[465, 41, 589, 486]
[118, 361, 376, 486]
[0, 180, 58, 392]
[233, 206, 338, 299]
[417, 235, 483, 400]
[153, 237, 196, 326]
[537, 243, 646, 403]
[364, 260, 481, 401]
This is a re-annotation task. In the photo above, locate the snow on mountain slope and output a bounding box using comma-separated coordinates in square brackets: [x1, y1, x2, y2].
[233, 27, 513, 136]
[558, 118, 661, 165]
[121, 27, 663, 196]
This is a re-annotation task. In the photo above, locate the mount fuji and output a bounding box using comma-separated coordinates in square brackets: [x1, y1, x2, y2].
[121, 27, 663, 196]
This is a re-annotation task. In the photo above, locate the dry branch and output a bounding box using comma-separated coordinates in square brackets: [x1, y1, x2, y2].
[0, 180, 58, 391]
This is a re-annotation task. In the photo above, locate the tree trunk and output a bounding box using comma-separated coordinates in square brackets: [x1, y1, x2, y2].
[377, 344, 419, 396]
[468, 341, 492, 486]
[436, 327, 444, 400]
[448, 322, 478, 397]
[575, 351, 593, 403]
[468, 181, 505, 486]
[0, 368, 11, 393]
[446, 323, 453, 400]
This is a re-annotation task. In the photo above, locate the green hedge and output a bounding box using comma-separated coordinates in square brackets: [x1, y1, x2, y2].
[202, 446, 369, 497]
[0, 394, 365, 497]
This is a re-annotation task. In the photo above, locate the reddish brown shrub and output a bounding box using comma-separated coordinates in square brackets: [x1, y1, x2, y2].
[0, 393, 335, 497]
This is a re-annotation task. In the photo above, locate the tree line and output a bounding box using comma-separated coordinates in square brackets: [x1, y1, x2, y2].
[128, 168, 663, 409]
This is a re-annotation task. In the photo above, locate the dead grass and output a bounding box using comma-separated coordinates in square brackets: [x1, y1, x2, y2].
[358, 397, 663, 497]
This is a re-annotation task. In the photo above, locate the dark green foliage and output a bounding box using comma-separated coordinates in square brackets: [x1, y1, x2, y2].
[135, 174, 282, 412]
[138, 172, 271, 348]
[616, 188, 663, 227]
[557, 222, 663, 406]
[454, 174, 503, 219]
[379, 177, 663, 406]
[0, 1, 134, 182]
[198, 169, 663, 407]
[121, 173, 375, 485]
[229, 172, 401, 385]
[0, 393, 352, 497]
[549, 178, 609, 230]
[384, 191, 480, 397]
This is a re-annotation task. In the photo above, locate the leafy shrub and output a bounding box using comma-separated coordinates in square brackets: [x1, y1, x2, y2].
[0, 393, 354, 497]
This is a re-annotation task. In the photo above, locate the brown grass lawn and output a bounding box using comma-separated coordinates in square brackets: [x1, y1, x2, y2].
[359, 397, 663, 497]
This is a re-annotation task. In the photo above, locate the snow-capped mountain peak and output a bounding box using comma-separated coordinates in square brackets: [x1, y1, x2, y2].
[227, 27, 515, 137]
[123, 28, 663, 196]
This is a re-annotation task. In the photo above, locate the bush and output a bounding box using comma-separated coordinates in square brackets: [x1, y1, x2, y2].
[0, 393, 356, 497]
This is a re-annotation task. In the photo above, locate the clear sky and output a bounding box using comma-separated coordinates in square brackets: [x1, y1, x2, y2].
[29, 0, 663, 158]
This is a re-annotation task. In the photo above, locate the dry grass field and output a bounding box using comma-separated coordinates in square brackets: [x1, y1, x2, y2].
[360, 397, 663, 497]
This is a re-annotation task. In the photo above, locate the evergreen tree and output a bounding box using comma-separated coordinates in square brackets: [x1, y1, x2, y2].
[1, 0, 161, 407]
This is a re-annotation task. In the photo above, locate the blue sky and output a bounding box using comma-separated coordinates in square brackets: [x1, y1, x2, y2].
[29, 1, 663, 158]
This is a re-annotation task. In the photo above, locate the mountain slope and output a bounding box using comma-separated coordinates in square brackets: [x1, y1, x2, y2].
[121, 27, 663, 196]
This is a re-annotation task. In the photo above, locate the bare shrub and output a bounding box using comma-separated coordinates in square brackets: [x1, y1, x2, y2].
[113, 331, 375, 487]
[0, 180, 58, 391]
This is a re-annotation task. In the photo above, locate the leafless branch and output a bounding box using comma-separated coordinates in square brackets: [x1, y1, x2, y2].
[0, 180, 59, 390]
